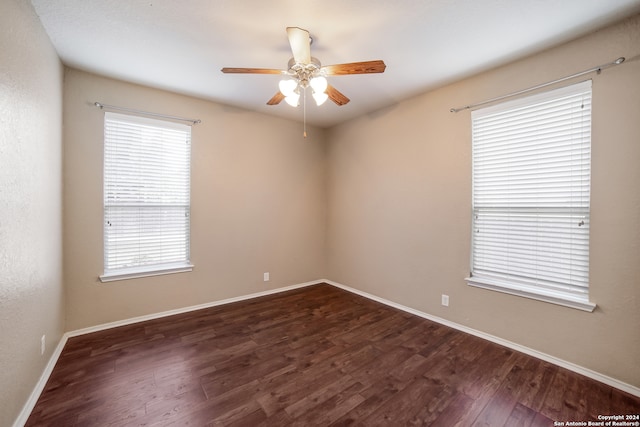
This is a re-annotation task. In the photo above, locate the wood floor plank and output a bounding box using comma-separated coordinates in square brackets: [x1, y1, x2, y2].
[516, 359, 558, 413]
[429, 390, 477, 427]
[330, 375, 410, 425]
[361, 377, 449, 426]
[472, 354, 540, 427]
[505, 402, 540, 427]
[290, 383, 366, 426]
[256, 353, 356, 417]
[25, 283, 640, 426]
[284, 375, 362, 419]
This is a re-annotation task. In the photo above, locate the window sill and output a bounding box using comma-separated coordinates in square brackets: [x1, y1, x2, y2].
[100, 263, 194, 283]
[465, 276, 596, 312]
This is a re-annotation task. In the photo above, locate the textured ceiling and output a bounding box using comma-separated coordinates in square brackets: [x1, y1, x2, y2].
[30, 0, 640, 127]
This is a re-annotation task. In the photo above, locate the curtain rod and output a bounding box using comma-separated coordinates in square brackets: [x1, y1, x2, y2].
[449, 56, 625, 113]
[94, 102, 201, 125]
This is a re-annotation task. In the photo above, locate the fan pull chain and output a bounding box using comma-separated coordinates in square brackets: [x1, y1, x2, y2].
[303, 89, 307, 138]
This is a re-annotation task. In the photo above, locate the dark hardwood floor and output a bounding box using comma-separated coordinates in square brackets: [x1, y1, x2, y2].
[26, 284, 639, 426]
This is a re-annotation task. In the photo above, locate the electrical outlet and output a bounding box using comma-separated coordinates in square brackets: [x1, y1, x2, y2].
[41, 335, 46, 355]
[441, 294, 450, 307]
[263, 272, 270, 282]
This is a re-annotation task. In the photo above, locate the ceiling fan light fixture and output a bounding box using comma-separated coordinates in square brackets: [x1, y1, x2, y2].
[279, 79, 298, 97]
[284, 92, 300, 107]
[313, 91, 328, 106]
[309, 76, 327, 93]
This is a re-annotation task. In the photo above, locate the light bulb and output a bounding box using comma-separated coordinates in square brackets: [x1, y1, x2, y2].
[279, 79, 298, 97]
[310, 76, 328, 93]
[313, 92, 328, 106]
[284, 92, 300, 107]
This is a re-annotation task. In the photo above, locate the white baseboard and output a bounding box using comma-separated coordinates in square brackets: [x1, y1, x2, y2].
[13, 277, 639, 426]
[13, 332, 69, 427]
[323, 279, 640, 398]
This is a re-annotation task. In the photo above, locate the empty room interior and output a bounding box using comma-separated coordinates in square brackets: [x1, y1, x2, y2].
[2, 0, 640, 425]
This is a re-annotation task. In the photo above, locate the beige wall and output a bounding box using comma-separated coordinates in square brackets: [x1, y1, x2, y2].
[326, 14, 640, 388]
[0, 0, 64, 425]
[63, 69, 327, 330]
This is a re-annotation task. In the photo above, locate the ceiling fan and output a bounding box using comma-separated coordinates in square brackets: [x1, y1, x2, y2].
[221, 27, 386, 108]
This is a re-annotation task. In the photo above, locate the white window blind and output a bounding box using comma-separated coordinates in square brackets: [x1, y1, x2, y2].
[101, 112, 192, 282]
[467, 80, 594, 311]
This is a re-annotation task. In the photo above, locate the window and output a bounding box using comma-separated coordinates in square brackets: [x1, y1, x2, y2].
[466, 80, 595, 311]
[100, 112, 192, 282]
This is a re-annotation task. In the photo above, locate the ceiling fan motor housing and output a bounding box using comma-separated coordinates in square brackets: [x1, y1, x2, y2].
[287, 57, 323, 87]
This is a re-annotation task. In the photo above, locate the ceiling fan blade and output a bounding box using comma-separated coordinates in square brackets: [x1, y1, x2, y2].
[266, 91, 285, 105]
[221, 67, 284, 74]
[322, 60, 387, 75]
[326, 84, 350, 106]
[286, 27, 311, 65]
